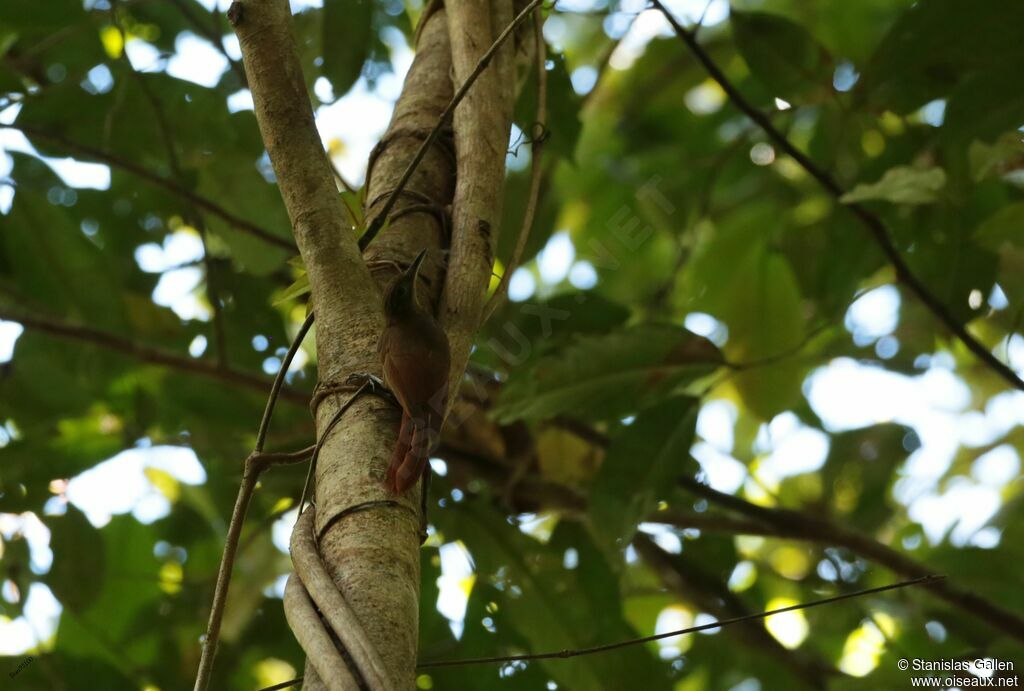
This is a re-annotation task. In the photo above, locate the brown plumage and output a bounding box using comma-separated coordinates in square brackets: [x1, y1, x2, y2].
[378, 249, 450, 494]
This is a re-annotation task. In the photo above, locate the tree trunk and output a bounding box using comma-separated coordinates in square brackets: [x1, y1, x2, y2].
[232, 0, 524, 687]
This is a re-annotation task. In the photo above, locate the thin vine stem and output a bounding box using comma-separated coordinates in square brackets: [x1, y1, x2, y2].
[418, 574, 942, 668]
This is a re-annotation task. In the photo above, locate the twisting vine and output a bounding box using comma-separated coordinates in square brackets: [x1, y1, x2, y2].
[195, 2, 547, 689]
[482, 8, 549, 322]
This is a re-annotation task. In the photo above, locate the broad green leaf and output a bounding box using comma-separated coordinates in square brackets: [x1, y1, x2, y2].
[45, 507, 105, 612]
[857, 0, 1024, 113]
[725, 250, 807, 419]
[493, 324, 722, 423]
[840, 165, 946, 205]
[0, 0, 86, 28]
[52, 516, 164, 670]
[590, 397, 698, 557]
[2, 181, 128, 331]
[434, 503, 672, 691]
[969, 133, 1024, 182]
[477, 291, 631, 373]
[816, 423, 909, 532]
[942, 59, 1024, 147]
[322, 0, 374, 98]
[974, 203, 1024, 250]
[974, 203, 1024, 303]
[197, 151, 294, 276]
[515, 52, 583, 160]
[273, 272, 310, 305]
[730, 10, 834, 103]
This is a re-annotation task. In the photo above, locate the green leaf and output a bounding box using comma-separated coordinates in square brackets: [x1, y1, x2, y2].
[969, 133, 1024, 182]
[493, 324, 722, 423]
[974, 202, 1024, 303]
[590, 397, 698, 557]
[942, 59, 1024, 147]
[45, 507, 105, 612]
[434, 503, 671, 691]
[322, 0, 374, 98]
[726, 250, 807, 419]
[476, 292, 631, 372]
[52, 516, 164, 670]
[730, 10, 834, 103]
[857, 0, 1024, 113]
[2, 181, 128, 331]
[515, 52, 583, 160]
[974, 203, 1024, 250]
[840, 165, 947, 205]
[273, 272, 310, 305]
[0, 0, 85, 28]
[817, 424, 909, 532]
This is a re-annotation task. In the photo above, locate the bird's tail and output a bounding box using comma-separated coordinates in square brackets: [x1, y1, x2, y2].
[386, 411, 440, 494]
[385, 412, 412, 494]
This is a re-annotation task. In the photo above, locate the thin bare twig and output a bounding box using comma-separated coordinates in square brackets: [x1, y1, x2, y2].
[538, 420, 1024, 641]
[5, 123, 295, 252]
[357, 0, 545, 252]
[297, 378, 374, 514]
[257, 678, 303, 691]
[194, 447, 313, 691]
[0, 307, 305, 403]
[418, 575, 942, 668]
[194, 313, 316, 691]
[652, 1, 1024, 393]
[112, 11, 233, 368]
[166, 0, 248, 86]
[256, 312, 316, 452]
[482, 8, 548, 322]
[635, 534, 834, 689]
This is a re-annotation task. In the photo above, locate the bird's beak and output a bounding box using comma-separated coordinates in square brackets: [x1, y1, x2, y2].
[406, 249, 428, 279]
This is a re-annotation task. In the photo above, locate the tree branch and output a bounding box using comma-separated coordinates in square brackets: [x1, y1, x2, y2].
[652, 1, 1024, 393]
[284, 573, 360, 691]
[231, 0, 381, 383]
[229, 1, 442, 687]
[290, 508, 394, 691]
[166, 0, 248, 86]
[438, 432, 1024, 644]
[358, 0, 542, 252]
[675, 476, 1024, 642]
[195, 446, 314, 691]
[194, 310, 316, 691]
[440, 0, 540, 406]
[0, 307, 306, 404]
[482, 9, 548, 322]
[110, 18, 234, 370]
[6, 123, 295, 252]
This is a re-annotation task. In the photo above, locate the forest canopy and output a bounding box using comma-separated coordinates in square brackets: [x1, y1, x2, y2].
[1, 0, 1023, 689]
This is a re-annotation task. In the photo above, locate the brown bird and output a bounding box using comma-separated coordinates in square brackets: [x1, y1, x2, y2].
[378, 249, 451, 495]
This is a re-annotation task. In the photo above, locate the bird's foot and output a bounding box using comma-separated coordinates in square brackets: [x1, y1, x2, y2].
[345, 372, 395, 402]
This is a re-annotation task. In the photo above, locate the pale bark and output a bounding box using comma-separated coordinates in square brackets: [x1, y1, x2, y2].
[301, 9, 461, 688]
[233, 0, 525, 686]
[231, 1, 425, 687]
[440, 0, 521, 398]
[231, 0, 381, 379]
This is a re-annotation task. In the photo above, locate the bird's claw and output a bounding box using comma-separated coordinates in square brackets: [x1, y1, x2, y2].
[346, 372, 385, 392]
